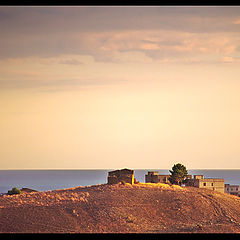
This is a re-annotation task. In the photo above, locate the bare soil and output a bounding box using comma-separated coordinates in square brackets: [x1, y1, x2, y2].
[0, 182, 240, 233]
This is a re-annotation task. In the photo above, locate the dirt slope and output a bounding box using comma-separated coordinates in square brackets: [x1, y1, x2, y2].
[0, 182, 240, 233]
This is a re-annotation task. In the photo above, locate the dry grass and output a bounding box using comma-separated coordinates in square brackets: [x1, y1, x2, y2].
[134, 182, 184, 190]
[0, 189, 89, 208]
[1, 183, 240, 233]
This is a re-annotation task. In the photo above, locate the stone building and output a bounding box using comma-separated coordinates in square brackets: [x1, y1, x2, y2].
[145, 171, 192, 184]
[225, 184, 239, 196]
[185, 175, 225, 193]
[107, 168, 135, 184]
[145, 171, 170, 184]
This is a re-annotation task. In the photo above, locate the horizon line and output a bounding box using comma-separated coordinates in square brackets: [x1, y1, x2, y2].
[1, 168, 240, 171]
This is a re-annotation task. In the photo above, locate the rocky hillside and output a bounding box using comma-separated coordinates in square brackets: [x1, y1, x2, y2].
[0, 182, 240, 233]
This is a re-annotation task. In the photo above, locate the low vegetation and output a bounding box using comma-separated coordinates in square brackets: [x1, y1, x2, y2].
[7, 187, 22, 195]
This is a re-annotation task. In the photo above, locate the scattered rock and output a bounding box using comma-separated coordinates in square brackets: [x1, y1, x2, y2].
[197, 224, 203, 230]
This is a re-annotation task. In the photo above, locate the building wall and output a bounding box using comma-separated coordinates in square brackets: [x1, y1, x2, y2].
[157, 175, 170, 184]
[194, 175, 204, 180]
[108, 176, 119, 184]
[186, 178, 225, 193]
[225, 184, 239, 195]
[108, 175, 134, 184]
[108, 169, 134, 184]
[145, 174, 159, 183]
[197, 179, 225, 193]
[145, 172, 170, 184]
[147, 171, 159, 175]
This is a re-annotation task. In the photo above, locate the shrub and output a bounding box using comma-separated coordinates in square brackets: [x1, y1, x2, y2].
[7, 187, 22, 195]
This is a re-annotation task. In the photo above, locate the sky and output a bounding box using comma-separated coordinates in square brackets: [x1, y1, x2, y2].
[1, 6, 240, 169]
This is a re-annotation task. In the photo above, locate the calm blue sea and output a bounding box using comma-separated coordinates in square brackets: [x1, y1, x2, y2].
[0, 169, 240, 194]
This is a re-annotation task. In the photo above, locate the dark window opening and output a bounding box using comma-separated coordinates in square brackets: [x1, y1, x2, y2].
[203, 183, 206, 186]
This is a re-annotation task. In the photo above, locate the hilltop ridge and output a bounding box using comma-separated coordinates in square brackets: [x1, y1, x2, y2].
[0, 182, 240, 233]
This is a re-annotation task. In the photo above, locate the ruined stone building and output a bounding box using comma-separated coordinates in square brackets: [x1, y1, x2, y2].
[185, 175, 225, 193]
[225, 184, 239, 196]
[145, 171, 192, 184]
[145, 171, 170, 184]
[107, 168, 135, 184]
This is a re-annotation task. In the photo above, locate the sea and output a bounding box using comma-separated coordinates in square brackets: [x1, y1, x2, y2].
[0, 169, 240, 194]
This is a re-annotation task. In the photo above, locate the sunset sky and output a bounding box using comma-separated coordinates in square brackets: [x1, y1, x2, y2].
[1, 6, 240, 169]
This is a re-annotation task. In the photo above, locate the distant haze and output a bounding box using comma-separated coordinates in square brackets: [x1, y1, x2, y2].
[1, 6, 240, 169]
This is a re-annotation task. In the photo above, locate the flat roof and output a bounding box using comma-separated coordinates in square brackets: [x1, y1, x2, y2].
[199, 178, 224, 181]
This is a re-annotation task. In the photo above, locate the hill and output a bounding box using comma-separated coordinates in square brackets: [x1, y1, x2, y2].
[0, 182, 240, 233]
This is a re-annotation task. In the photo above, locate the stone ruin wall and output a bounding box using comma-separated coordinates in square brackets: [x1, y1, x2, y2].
[108, 169, 134, 184]
[145, 172, 170, 184]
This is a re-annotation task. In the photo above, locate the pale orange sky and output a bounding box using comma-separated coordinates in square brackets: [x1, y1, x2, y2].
[1, 6, 240, 169]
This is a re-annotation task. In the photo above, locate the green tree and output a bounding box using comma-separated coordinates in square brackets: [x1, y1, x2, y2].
[168, 163, 188, 186]
[7, 187, 22, 195]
